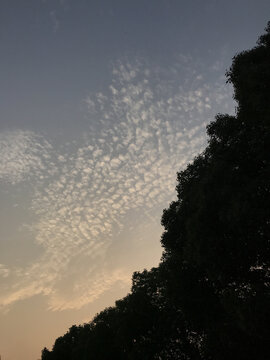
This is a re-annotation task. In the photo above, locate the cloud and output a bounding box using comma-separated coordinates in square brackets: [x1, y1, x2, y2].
[0, 265, 10, 278]
[0, 57, 235, 311]
[50, 10, 60, 32]
[47, 269, 131, 311]
[0, 130, 53, 184]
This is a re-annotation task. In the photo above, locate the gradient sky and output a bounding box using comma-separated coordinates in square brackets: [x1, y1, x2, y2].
[0, 1, 269, 359]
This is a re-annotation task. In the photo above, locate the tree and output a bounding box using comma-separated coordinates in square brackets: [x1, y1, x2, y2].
[161, 21, 270, 360]
[41, 22, 270, 360]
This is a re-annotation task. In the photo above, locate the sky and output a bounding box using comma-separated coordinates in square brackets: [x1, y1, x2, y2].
[0, 1, 269, 359]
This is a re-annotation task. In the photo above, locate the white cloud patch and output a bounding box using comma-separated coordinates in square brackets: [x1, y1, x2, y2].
[0, 130, 53, 184]
[0, 264, 10, 278]
[0, 58, 234, 311]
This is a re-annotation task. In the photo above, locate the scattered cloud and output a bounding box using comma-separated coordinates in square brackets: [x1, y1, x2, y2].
[0, 57, 234, 311]
[0, 130, 53, 185]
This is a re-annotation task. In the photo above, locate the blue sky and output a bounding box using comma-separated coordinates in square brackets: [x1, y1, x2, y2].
[0, 1, 269, 359]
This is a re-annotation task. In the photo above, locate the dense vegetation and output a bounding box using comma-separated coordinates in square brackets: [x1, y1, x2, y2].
[41, 23, 270, 360]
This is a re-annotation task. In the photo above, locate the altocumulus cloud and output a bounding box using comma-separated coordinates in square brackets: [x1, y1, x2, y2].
[0, 58, 234, 311]
[0, 130, 53, 184]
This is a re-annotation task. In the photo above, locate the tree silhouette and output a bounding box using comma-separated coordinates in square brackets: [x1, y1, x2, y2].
[160, 22, 270, 360]
[41, 22, 270, 360]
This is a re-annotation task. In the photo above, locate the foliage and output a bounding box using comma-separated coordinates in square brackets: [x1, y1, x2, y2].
[41, 23, 270, 360]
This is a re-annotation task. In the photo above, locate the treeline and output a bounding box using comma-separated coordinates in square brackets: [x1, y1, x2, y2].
[41, 23, 270, 360]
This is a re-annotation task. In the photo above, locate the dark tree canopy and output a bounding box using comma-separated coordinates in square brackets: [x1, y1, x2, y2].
[42, 23, 270, 360]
